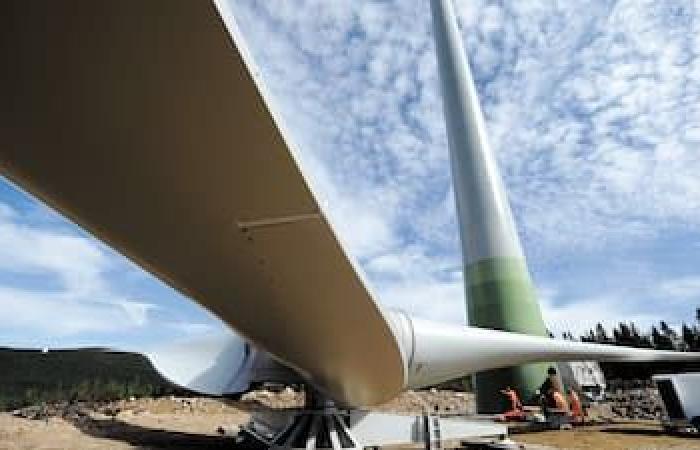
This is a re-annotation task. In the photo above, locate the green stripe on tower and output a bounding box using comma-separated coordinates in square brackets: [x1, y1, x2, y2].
[467, 258, 547, 334]
[466, 258, 550, 412]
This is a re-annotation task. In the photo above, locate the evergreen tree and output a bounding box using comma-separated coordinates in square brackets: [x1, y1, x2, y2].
[595, 323, 609, 343]
[628, 322, 644, 347]
[622, 323, 636, 346]
[682, 324, 700, 351]
[660, 321, 677, 339]
[652, 325, 674, 350]
[638, 333, 654, 349]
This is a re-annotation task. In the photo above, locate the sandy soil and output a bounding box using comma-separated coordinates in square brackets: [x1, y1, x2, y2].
[0, 397, 250, 450]
[515, 421, 700, 450]
[1, 394, 700, 449]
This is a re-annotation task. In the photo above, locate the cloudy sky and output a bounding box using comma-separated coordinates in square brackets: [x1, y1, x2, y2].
[2, 0, 700, 349]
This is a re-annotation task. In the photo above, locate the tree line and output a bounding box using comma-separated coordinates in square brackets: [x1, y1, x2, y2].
[549, 308, 700, 352]
[0, 348, 182, 411]
[549, 308, 700, 381]
[564, 307, 700, 352]
[579, 320, 700, 351]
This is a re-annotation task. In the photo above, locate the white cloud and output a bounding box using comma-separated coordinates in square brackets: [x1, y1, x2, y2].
[0, 288, 139, 337]
[540, 271, 700, 338]
[235, 1, 700, 258]
[116, 300, 156, 327]
[228, 0, 700, 328]
[168, 322, 218, 337]
[5, 1, 700, 347]
[379, 277, 465, 325]
[0, 203, 15, 221]
[365, 244, 465, 323]
[0, 218, 108, 296]
[0, 202, 157, 338]
[659, 276, 700, 301]
[541, 293, 662, 338]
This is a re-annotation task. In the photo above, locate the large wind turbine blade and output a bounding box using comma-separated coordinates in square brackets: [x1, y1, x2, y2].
[146, 331, 253, 396]
[404, 318, 700, 389]
[5, 0, 698, 414]
[0, 0, 405, 406]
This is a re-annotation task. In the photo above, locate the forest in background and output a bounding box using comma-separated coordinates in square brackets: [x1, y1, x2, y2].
[0, 348, 182, 410]
[559, 308, 700, 379]
[2, 308, 699, 410]
[575, 307, 700, 351]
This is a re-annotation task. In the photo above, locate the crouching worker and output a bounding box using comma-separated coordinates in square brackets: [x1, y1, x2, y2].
[496, 386, 526, 422]
[568, 388, 584, 424]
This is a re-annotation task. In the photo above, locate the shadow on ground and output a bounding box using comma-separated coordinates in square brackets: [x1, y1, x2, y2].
[70, 416, 247, 449]
[602, 426, 700, 439]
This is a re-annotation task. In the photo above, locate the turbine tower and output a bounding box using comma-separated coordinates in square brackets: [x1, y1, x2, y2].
[430, 0, 550, 412]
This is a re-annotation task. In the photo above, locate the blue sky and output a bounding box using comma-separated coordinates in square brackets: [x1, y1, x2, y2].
[2, 0, 700, 349]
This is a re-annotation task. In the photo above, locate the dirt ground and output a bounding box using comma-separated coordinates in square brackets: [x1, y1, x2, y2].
[1, 394, 700, 449]
[0, 397, 249, 450]
[515, 421, 700, 450]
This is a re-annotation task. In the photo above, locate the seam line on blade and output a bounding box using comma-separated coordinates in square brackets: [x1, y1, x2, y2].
[237, 212, 322, 230]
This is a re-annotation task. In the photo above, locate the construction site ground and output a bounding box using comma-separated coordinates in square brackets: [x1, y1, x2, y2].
[1, 391, 700, 449]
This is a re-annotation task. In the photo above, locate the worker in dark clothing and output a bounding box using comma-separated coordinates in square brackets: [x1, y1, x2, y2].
[539, 366, 563, 409]
[540, 366, 557, 394]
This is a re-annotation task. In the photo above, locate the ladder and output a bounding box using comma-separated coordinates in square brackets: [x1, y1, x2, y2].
[423, 414, 442, 450]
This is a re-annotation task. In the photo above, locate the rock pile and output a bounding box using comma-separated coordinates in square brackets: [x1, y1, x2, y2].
[605, 386, 664, 420]
[11, 402, 90, 422]
[9, 396, 245, 422]
[240, 387, 304, 409]
[377, 389, 476, 415]
[8, 384, 666, 425]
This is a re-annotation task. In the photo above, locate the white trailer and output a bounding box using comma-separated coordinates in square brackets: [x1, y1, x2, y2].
[653, 373, 700, 432]
[559, 361, 606, 402]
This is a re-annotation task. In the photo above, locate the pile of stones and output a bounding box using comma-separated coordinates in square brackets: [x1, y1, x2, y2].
[241, 387, 304, 409]
[11, 401, 91, 422]
[376, 389, 476, 415]
[603, 381, 665, 420]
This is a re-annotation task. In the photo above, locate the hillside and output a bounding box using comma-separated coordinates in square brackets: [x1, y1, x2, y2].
[0, 347, 180, 410]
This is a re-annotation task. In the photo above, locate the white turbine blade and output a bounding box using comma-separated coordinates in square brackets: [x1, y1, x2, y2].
[0, 0, 405, 406]
[405, 317, 700, 389]
[146, 330, 253, 396]
[4, 0, 695, 411]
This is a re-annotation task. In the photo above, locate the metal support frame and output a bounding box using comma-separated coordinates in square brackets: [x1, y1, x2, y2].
[424, 414, 442, 450]
[238, 387, 508, 449]
[242, 389, 360, 450]
[269, 409, 360, 450]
